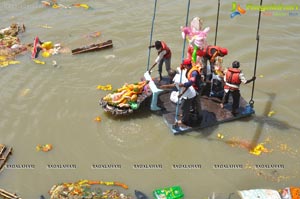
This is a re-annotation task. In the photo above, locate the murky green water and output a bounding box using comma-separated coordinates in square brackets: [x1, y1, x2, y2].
[1, 0, 300, 198]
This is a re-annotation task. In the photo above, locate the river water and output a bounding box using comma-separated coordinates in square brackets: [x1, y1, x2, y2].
[1, 0, 300, 198]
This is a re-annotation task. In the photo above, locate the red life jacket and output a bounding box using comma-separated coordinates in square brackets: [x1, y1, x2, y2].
[158, 41, 171, 59]
[224, 68, 241, 90]
[204, 45, 221, 57]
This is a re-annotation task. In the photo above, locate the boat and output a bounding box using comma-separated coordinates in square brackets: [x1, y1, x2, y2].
[153, 186, 184, 199]
[71, 40, 113, 55]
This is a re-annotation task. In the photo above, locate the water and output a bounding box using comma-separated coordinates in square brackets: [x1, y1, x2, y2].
[1, 0, 300, 198]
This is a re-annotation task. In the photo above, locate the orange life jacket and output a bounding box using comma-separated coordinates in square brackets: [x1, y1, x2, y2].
[158, 41, 171, 59]
[224, 67, 241, 90]
[187, 65, 202, 91]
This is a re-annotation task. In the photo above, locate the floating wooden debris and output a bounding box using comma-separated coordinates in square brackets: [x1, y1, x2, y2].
[0, 144, 13, 171]
[0, 188, 21, 199]
[72, 40, 113, 55]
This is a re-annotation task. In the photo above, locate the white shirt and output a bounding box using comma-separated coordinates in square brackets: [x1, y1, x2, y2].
[173, 69, 196, 99]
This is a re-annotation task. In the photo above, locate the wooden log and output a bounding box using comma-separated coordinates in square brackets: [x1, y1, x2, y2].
[0, 188, 20, 199]
[71, 40, 113, 55]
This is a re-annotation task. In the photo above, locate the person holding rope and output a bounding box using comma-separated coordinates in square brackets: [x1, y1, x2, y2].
[220, 61, 256, 116]
[148, 40, 172, 81]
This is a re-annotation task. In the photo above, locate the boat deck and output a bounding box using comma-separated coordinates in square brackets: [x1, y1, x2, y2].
[158, 90, 254, 134]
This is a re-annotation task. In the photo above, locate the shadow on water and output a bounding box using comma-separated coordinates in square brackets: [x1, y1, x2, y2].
[249, 92, 300, 150]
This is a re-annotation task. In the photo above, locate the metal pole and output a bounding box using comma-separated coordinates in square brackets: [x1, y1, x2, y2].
[214, 0, 220, 45]
[249, 0, 263, 108]
[174, 0, 191, 124]
[146, 0, 158, 71]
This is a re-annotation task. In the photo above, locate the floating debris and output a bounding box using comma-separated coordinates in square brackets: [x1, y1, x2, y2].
[97, 84, 112, 91]
[39, 24, 53, 29]
[72, 40, 113, 55]
[36, 144, 53, 152]
[20, 88, 30, 97]
[249, 143, 271, 156]
[33, 59, 46, 65]
[49, 180, 130, 199]
[0, 188, 21, 199]
[72, 3, 90, 9]
[105, 54, 116, 59]
[217, 133, 224, 139]
[94, 116, 101, 122]
[268, 110, 276, 117]
[0, 144, 13, 172]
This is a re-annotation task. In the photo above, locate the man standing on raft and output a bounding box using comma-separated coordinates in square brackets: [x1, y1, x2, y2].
[148, 40, 172, 81]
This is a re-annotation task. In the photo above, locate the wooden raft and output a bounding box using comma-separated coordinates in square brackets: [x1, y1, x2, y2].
[72, 40, 113, 55]
[158, 91, 254, 134]
[0, 188, 21, 199]
[0, 144, 12, 171]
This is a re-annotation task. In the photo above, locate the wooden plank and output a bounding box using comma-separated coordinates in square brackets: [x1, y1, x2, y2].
[72, 40, 113, 55]
[0, 188, 20, 199]
[159, 92, 254, 134]
[0, 146, 13, 171]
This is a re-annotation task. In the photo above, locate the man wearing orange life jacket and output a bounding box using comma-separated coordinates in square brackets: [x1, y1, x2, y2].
[201, 45, 228, 81]
[148, 40, 172, 81]
[178, 59, 203, 125]
[220, 61, 256, 116]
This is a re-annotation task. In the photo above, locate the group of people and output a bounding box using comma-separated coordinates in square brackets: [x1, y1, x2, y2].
[147, 17, 256, 126]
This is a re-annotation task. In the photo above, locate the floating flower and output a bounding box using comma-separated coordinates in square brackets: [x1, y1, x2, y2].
[94, 116, 101, 122]
[249, 143, 270, 156]
[36, 144, 53, 152]
[267, 110, 276, 117]
[33, 59, 46, 65]
[97, 84, 112, 91]
[217, 133, 224, 139]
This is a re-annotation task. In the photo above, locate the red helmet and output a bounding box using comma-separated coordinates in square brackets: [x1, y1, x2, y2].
[219, 48, 228, 56]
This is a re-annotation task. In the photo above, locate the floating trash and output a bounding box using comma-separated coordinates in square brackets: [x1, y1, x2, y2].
[268, 110, 276, 117]
[33, 59, 46, 65]
[97, 84, 112, 91]
[36, 144, 53, 152]
[49, 180, 130, 199]
[217, 133, 224, 139]
[94, 116, 101, 122]
[72, 3, 90, 9]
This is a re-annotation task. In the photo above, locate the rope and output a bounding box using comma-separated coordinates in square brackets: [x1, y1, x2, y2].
[146, 0, 158, 71]
[214, 0, 221, 45]
[174, 0, 191, 123]
[249, 0, 263, 108]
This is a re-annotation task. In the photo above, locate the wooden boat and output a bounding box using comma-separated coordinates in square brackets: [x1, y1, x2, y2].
[72, 40, 113, 55]
[0, 144, 12, 172]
